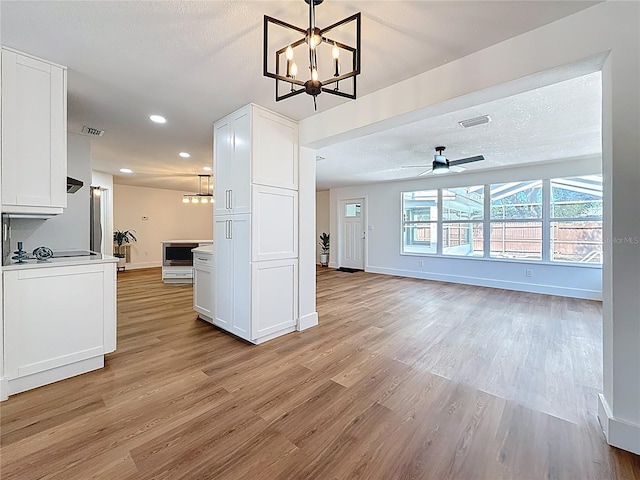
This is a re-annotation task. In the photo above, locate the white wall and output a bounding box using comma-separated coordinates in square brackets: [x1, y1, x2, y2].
[329, 157, 602, 300]
[315, 190, 330, 263]
[91, 170, 114, 256]
[113, 184, 213, 269]
[9, 134, 91, 252]
[300, 1, 639, 454]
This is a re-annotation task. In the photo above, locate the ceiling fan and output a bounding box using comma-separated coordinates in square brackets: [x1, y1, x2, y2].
[403, 146, 485, 176]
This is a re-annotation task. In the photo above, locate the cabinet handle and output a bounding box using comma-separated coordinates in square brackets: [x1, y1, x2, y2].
[229, 219, 233, 239]
[229, 190, 233, 210]
[225, 220, 230, 239]
[225, 190, 229, 209]
[197, 257, 208, 262]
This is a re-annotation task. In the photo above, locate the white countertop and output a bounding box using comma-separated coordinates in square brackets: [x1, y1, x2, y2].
[3, 252, 118, 271]
[192, 245, 214, 254]
[161, 240, 212, 244]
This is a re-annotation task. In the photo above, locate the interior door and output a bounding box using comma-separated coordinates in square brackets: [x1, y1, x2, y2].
[339, 199, 365, 270]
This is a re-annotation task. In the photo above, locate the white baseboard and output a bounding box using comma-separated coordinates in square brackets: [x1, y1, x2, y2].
[598, 393, 640, 454]
[0, 378, 8, 401]
[364, 266, 602, 300]
[125, 261, 161, 270]
[253, 326, 296, 344]
[298, 312, 318, 331]
[4, 356, 104, 400]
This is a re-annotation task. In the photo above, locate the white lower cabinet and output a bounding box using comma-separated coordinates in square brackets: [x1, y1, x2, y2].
[214, 214, 297, 344]
[2, 261, 116, 396]
[214, 214, 251, 340]
[193, 251, 214, 322]
[252, 258, 298, 341]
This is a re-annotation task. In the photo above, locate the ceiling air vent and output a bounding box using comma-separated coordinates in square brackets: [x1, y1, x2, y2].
[81, 126, 105, 136]
[458, 115, 491, 128]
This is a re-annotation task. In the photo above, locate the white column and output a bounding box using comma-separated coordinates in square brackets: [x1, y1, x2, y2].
[298, 146, 318, 330]
[598, 28, 640, 453]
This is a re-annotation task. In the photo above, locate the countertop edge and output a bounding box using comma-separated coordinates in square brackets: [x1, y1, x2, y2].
[2, 255, 118, 271]
[161, 240, 213, 244]
[192, 245, 214, 254]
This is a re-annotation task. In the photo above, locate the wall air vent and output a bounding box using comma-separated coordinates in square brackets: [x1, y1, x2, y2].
[81, 126, 105, 136]
[458, 115, 491, 128]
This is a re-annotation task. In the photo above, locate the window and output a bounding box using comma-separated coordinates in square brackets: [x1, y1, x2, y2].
[401, 175, 602, 266]
[442, 186, 484, 256]
[344, 202, 361, 218]
[490, 181, 542, 260]
[402, 190, 438, 254]
[550, 175, 602, 263]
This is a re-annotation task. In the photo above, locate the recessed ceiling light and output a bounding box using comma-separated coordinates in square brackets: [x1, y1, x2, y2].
[203, 166, 212, 171]
[179, 152, 191, 158]
[120, 168, 133, 174]
[149, 114, 166, 124]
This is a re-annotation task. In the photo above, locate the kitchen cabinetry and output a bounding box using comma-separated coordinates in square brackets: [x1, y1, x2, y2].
[1, 47, 67, 215]
[214, 214, 251, 339]
[2, 258, 117, 397]
[214, 109, 251, 216]
[193, 246, 214, 322]
[212, 104, 299, 344]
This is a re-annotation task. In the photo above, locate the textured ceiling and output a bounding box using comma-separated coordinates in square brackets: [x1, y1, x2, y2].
[0, 1, 599, 192]
[316, 72, 602, 189]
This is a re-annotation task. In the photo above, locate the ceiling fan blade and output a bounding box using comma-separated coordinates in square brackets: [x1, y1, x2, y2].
[449, 155, 485, 166]
[417, 168, 433, 176]
[449, 155, 484, 166]
[449, 165, 466, 173]
[401, 165, 429, 169]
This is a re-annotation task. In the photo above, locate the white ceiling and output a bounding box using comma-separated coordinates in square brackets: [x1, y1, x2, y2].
[316, 72, 603, 189]
[0, 1, 599, 192]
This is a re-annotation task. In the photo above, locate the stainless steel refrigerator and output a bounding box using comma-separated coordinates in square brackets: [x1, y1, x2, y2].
[89, 186, 102, 253]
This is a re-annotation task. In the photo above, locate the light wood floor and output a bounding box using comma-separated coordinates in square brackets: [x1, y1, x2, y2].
[1, 267, 639, 479]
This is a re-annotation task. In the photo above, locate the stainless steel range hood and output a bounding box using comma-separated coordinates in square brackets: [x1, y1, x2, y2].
[67, 176, 84, 193]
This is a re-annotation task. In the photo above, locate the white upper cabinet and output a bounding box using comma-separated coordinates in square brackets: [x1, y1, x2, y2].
[252, 107, 298, 190]
[213, 104, 298, 215]
[1, 48, 67, 215]
[213, 108, 251, 215]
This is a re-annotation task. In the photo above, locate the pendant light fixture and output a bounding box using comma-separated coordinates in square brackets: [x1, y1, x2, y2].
[182, 175, 214, 204]
[263, 0, 361, 110]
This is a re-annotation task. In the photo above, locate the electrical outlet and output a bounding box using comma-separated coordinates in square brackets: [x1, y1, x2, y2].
[525, 269, 533, 277]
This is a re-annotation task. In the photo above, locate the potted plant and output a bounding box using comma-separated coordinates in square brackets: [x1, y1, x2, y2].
[113, 229, 137, 271]
[319, 232, 330, 267]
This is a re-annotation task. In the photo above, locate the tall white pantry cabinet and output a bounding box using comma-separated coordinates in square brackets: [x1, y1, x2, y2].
[213, 104, 299, 344]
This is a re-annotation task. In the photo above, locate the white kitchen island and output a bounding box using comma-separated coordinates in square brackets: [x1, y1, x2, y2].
[1, 253, 117, 399]
[162, 240, 212, 283]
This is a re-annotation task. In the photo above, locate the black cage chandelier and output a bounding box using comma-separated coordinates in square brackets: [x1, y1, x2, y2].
[182, 175, 213, 204]
[263, 0, 361, 110]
